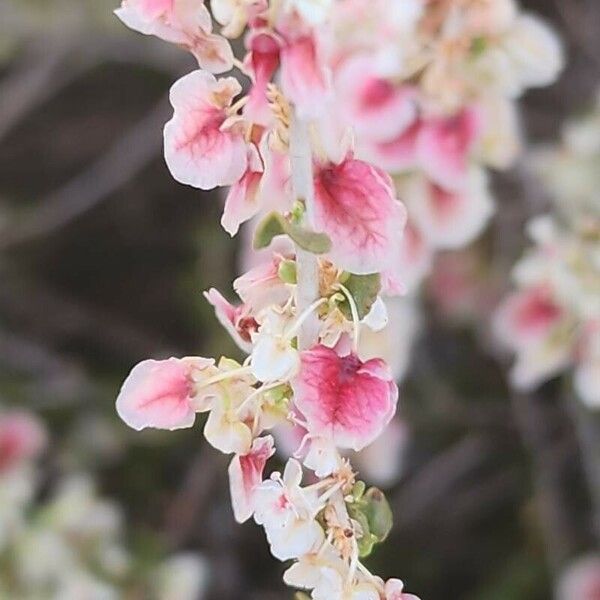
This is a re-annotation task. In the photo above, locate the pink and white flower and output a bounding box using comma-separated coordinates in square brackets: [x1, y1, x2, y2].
[313, 154, 407, 275]
[253, 459, 324, 560]
[385, 579, 421, 600]
[115, 0, 234, 72]
[116, 357, 212, 431]
[164, 70, 248, 190]
[293, 345, 398, 453]
[416, 107, 483, 191]
[228, 435, 275, 523]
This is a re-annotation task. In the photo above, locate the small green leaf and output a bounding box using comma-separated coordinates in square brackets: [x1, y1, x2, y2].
[362, 487, 393, 542]
[338, 273, 381, 320]
[294, 593, 311, 600]
[253, 212, 331, 255]
[352, 480, 366, 502]
[286, 221, 332, 254]
[253, 212, 287, 250]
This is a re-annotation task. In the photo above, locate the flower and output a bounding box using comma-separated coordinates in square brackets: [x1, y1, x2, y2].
[253, 459, 324, 560]
[228, 435, 275, 523]
[293, 345, 398, 453]
[164, 70, 248, 190]
[115, 0, 234, 72]
[116, 357, 212, 431]
[313, 154, 407, 275]
[385, 578, 421, 600]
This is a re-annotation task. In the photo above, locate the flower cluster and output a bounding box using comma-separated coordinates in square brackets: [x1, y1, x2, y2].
[0, 409, 207, 599]
[319, 0, 563, 292]
[494, 93, 600, 409]
[113, 0, 427, 596]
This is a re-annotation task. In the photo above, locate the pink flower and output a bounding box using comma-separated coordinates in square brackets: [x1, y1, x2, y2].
[0, 412, 47, 473]
[116, 357, 211, 431]
[222, 144, 265, 236]
[115, 0, 234, 72]
[558, 555, 600, 600]
[234, 254, 292, 312]
[292, 345, 398, 452]
[244, 31, 282, 126]
[495, 285, 565, 351]
[204, 288, 258, 352]
[408, 168, 494, 250]
[417, 107, 483, 191]
[280, 31, 331, 118]
[164, 70, 248, 190]
[228, 435, 275, 523]
[313, 155, 407, 275]
[335, 55, 418, 143]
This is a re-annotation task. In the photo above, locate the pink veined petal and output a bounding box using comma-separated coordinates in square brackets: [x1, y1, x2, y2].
[292, 346, 399, 452]
[164, 70, 248, 190]
[280, 33, 331, 118]
[313, 156, 407, 274]
[116, 357, 207, 431]
[244, 31, 282, 126]
[336, 55, 418, 143]
[0, 412, 47, 472]
[416, 107, 483, 191]
[228, 435, 275, 523]
[115, 0, 187, 45]
[222, 144, 265, 236]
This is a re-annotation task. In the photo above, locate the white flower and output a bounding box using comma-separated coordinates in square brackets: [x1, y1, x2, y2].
[253, 459, 324, 560]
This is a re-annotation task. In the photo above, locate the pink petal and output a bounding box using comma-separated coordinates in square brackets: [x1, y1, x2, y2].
[204, 288, 257, 352]
[495, 285, 565, 351]
[0, 412, 47, 472]
[233, 254, 291, 312]
[190, 31, 235, 73]
[417, 107, 483, 191]
[222, 144, 265, 236]
[164, 70, 248, 190]
[280, 33, 331, 118]
[336, 56, 418, 143]
[409, 169, 494, 250]
[292, 346, 398, 451]
[365, 120, 421, 173]
[313, 156, 407, 274]
[244, 31, 282, 126]
[116, 357, 209, 431]
[228, 435, 275, 523]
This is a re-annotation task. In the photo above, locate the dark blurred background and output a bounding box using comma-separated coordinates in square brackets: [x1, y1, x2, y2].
[0, 1, 599, 598]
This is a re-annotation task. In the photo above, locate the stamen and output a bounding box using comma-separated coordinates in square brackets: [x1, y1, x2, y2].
[284, 297, 328, 342]
[335, 283, 361, 351]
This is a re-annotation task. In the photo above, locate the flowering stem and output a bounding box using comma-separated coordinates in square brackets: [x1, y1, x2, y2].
[290, 114, 320, 351]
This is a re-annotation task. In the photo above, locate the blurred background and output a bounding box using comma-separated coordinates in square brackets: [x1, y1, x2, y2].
[0, 1, 599, 598]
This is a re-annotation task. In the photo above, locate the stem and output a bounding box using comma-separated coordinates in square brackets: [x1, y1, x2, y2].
[290, 114, 320, 350]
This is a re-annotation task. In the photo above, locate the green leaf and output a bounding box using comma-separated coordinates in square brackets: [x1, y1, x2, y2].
[338, 273, 381, 320]
[362, 487, 393, 542]
[253, 212, 287, 250]
[253, 212, 332, 255]
[294, 593, 311, 600]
